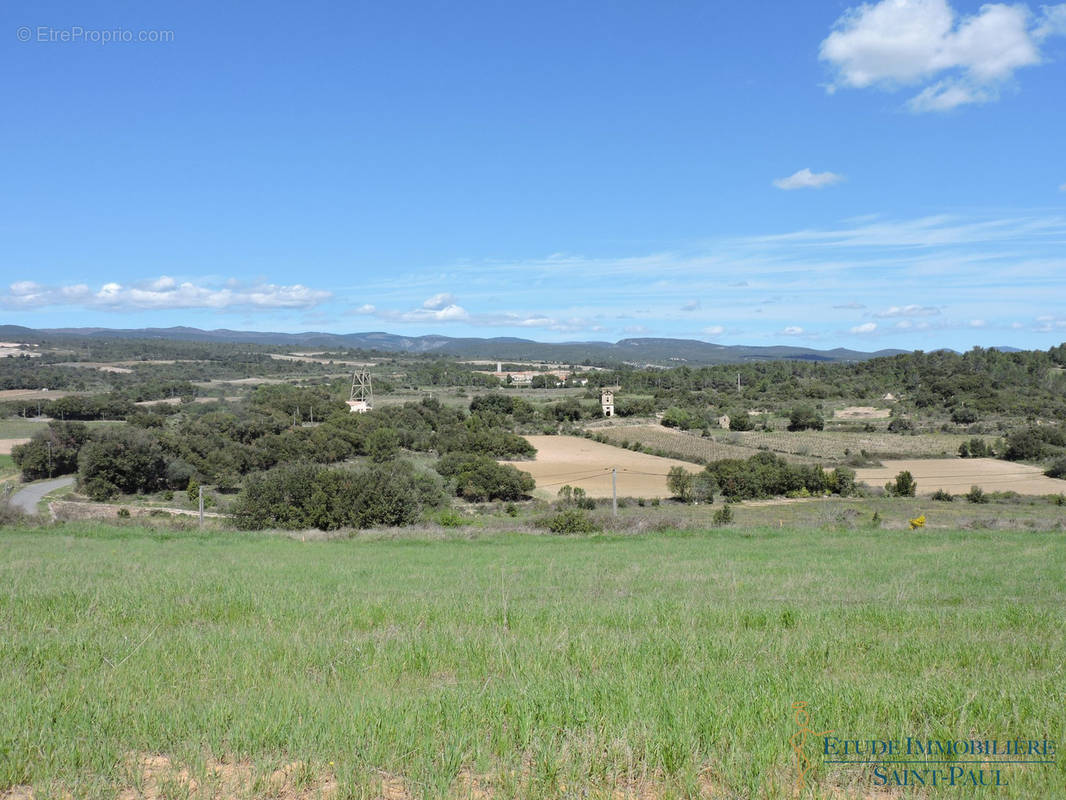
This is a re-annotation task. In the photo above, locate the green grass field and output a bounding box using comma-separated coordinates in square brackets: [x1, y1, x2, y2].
[1, 523, 1064, 799]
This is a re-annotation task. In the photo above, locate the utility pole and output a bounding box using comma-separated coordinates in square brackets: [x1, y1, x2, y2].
[198, 486, 204, 529]
[737, 372, 741, 393]
[47, 441, 53, 478]
[612, 468, 617, 516]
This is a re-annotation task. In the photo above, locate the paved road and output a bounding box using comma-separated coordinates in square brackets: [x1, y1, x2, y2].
[10, 476, 75, 515]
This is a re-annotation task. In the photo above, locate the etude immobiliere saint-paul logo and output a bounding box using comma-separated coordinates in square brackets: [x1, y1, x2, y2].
[791, 703, 1055, 793]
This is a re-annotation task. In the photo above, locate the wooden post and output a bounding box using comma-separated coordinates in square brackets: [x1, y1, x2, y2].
[198, 486, 204, 529]
[612, 468, 617, 516]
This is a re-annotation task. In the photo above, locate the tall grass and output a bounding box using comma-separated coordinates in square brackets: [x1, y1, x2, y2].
[1, 523, 1063, 798]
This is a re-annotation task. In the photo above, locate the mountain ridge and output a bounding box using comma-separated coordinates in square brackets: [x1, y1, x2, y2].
[0, 324, 916, 365]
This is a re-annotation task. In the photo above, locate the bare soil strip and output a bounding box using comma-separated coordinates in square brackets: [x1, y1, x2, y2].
[501, 435, 701, 498]
[0, 437, 30, 455]
[855, 458, 1066, 495]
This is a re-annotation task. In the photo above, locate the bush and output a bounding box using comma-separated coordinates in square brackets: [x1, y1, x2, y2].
[966, 485, 988, 504]
[1045, 457, 1066, 479]
[712, 504, 734, 526]
[11, 421, 89, 480]
[233, 461, 443, 530]
[77, 428, 168, 500]
[788, 405, 824, 432]
[959, 438, 991, 458]
[0, 497, 27, 526]
[661, 407, 703, 430]
[931, 488, 954, 502]
[543, 509, 600, 534]
[885, 470, 916, 497]
[951, 406, 979, 424]
[692, 471, 717, 504]
[1003, 426, 1066, 462]
[556, 484, 595, 510]
[827, 466, 857, 497]
[887, 417, 915, 434]
[705, 452, 829, 501]
[436, 508, 466, 527]
[666, 466, 695, 502]
[728, 413, 754, 432]
[436, 453, 535, 502]
[365, 427, 401, 462]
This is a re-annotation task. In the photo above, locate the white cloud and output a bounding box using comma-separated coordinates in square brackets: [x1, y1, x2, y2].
[1035, 4, 1066, 39]
[851, 322, 878, 334]
[623, 325, 650, 335]
[907, 79, 995, 112]
[833, 301, 866, 309]
[702, 325, 725, 336]
[773, 168, 845, 190]
[782, 326, 805, 335]
[820, 0, 1062, 111]
[353, 303, 376, 314]
[681, 299, 701, 311]
[422, 292, 457, 310]
[2, 277, 331, 311]
[969, 319, 986, 327]
[874, 304, 941, 317]
[399, 304, 470, 322]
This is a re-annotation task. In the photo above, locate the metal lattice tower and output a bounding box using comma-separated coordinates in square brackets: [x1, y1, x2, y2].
[347, 370, 373, 413]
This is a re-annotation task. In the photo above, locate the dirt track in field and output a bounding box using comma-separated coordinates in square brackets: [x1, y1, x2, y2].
[501, 435, 702, 498]
[856, 458, 1066, 495]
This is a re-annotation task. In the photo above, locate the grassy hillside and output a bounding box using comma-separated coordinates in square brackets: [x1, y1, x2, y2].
[1, 523, 1063, 798]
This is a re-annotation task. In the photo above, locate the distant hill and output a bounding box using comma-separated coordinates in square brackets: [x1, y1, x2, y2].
[0, 324, 908, 365]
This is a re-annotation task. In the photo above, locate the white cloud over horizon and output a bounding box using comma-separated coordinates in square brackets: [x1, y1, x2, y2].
[773, 168, 845, 190]
[820, 0, 1066, 111]
[2, 277, 331, 311]
[5, 213, 1064, 349]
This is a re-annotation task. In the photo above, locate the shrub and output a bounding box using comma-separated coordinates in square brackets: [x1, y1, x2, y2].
[728, 413, 754, 432]
[885, 470, 916, 497]
[951, 406, 979, 424]
[692, 471, 717, 504]
[661, 407, 703, 430]
[959, 438, 991, 458]
[909, 514, 926, 530]
[556, 484, 595, 510]
[77, 428, 168, 500]
[666, 466, 695, 502]
[436, 453, 535, 502]
[966, 485, 988, 504]
[11, 421, 89, 480]
[543, 509, 600, 534]
[788, 405, 824, 432]
[705, 452, 829, 501]
[437, 508, 466, 527]
[931, 488, 954, 502]
[1045, 457, 1066, 480]
[887, 417, 915, 434]
[233, 461, 443, 530]
[827, 466, 857, 497]
[712, 504, 734, 526]
[365, 427, 401, 462]
[0, 498, 27, 526]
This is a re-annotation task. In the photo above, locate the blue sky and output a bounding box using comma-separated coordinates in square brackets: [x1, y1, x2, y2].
[2, 0, 1065, 350]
